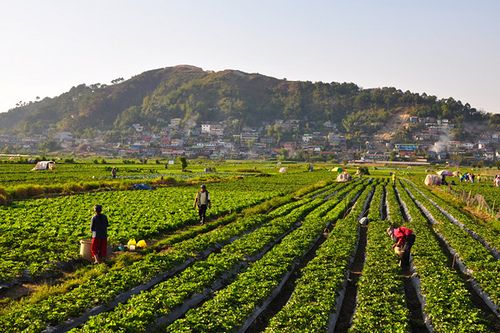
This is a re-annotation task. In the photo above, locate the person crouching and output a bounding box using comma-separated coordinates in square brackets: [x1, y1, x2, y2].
[90, 204, 109, 264]
[387, 225, 415, 271]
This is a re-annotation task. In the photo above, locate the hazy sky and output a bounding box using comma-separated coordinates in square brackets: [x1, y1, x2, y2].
[1, 0, 499, 114]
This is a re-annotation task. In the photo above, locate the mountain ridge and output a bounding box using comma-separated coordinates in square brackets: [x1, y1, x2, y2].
[0, 65, 497, 142]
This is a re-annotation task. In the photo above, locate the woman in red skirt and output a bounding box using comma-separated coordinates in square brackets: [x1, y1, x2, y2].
[90, 204, 109, 264]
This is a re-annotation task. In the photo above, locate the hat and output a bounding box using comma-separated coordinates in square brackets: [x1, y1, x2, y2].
[200, 184, 206, 189]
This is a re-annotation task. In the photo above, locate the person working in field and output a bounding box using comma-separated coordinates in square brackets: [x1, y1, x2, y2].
[391, 173, 397, 186]
[194, 184, 211, 224]
[90, 204, 109, 264]
[387, 225, 415, 270]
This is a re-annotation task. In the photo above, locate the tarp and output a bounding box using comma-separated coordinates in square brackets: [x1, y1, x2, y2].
[424, 174, 442, 186]
[32, 161, 55, 171]
[132, 183, 152, 190]
[437, 170, 453, 176]
[331, 167, 343, 173]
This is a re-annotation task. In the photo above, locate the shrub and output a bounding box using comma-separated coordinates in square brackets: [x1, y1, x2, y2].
[0, 187, 10, 205]
[8, 185, 44, 199]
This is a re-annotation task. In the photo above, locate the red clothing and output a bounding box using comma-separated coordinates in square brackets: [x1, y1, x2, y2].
[394, 227, 413, 247]
[91, 237, 107, 258]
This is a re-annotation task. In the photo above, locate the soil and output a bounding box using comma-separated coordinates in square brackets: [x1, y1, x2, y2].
[0, 283, 35, 300]
[374, 108, 411, 142]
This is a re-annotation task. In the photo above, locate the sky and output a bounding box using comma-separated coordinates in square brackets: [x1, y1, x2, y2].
[0, 0, 499, 114]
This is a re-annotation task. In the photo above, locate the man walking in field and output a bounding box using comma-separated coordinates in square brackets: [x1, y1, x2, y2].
[387, 225, 415, 270]
[194, 184, 211, 224]
[90, 204, 109, 264]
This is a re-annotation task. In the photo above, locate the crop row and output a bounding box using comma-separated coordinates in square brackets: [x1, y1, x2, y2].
[350, 181, 409, 332]
[395, 181, 490, 332]
[403, 182, 499, 307]
[254, 183, 371, 332]
[450, 180, 499, 214]
[72, 186, 350, 332]
[407, 179, 499, 253]
[0, 173, 325, 283]
[4, 181, 342, 332]
[165, 182, 367, 332]
[1, 187, 327, 333]
[385, 182, 405, 226]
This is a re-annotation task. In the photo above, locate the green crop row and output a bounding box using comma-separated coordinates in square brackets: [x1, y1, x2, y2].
[450, 180, 499, 214]
[165, 182, 367, 332]
[385, 183, 405, 226]
[407, 179, 500, 252]
[1, 174, 312, 283]
[402, 182, 499, 307]
[261, 184, 373, 332]
[350, 181, 409, 332]
[72, 191, 340, 332]
[1, 177, 335, 333]
[1, 197, 308, 332]
[395, 182, 490, 332]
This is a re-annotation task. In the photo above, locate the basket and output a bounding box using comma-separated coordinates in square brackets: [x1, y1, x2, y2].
[80, 239, 93, 261]
[394, 246, 404, 257]
[80, 239, 112, 261]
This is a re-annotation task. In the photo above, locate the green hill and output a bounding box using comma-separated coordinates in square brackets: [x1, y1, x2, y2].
[0, 65, 497, 138]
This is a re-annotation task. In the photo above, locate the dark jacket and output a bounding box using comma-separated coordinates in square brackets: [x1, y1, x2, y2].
[91, 214, 109, 238]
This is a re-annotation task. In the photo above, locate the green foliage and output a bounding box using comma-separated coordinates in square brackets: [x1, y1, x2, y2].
[0, 66, 491, 136]
[179, 157, 188, 171]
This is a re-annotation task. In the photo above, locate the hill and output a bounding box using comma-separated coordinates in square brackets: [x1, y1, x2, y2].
[0, 65, 498, 142]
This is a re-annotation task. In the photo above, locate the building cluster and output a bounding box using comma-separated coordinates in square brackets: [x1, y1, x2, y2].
[0, 116, 498, 163]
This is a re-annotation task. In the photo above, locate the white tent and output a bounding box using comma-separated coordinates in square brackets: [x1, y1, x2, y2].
[32, 161, 55, 171]
[336, 172, 352, 182]
[424, 174, 442, 186]
[437, 170, 453, 177]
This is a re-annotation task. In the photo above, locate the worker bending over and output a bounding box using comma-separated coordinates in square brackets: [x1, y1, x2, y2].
[387, 225, 415, 270]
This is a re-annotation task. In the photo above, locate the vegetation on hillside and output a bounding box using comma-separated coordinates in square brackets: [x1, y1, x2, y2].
[0, 65, 492, 137]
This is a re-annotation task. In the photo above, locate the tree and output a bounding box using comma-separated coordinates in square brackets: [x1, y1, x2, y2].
[278, 148, 289, 161]
[179, 157, 188, 171]
[111, 77, 124, 84]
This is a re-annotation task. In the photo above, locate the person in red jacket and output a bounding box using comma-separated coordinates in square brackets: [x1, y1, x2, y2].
[387, 225, 416, 270]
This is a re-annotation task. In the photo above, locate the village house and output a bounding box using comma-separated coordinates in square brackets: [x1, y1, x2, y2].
[201, 123, 225, 137]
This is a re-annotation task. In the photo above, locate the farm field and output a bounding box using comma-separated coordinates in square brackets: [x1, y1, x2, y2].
[0, 161, 498, 332]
